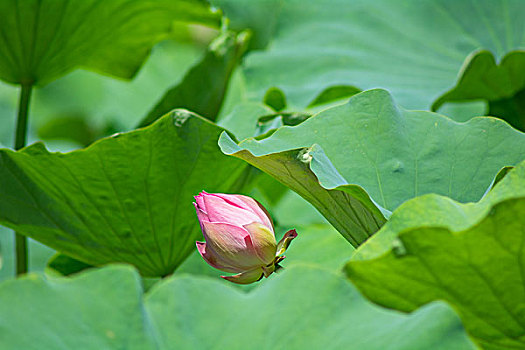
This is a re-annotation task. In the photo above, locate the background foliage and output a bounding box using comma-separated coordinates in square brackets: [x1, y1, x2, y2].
[0, 0, 524, 349]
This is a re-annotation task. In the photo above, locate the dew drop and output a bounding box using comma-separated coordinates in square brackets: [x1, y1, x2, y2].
[297, 148, 313, 164]
[172, 110, 191, 127]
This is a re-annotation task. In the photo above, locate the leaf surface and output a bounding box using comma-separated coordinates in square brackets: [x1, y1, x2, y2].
[220, 89, 525, 245]
[432, 50, 525, 131]
[0, 266, 158, 350]
[0, 264, 476, 350]
[0, 0, 219, 86]
[215, 0, 525, 110]
[0, 112, 248, 276]
[346, 160, 525, 349]
[139, 30, 249, 127]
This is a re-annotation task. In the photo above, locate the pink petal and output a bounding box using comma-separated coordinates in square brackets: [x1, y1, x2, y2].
[194, 192, 207, 213]
[196, 241, 240, 273]
[221, 268, 264, 284]
[211, 193, 274, 231]
[193, 202, 209, 227]
[236, 196, 274, 231]
[243, 222, 277, 265]
[207, 192, 249, 210]
[201, 221, 263, 270]
[202, 194, 260, 226]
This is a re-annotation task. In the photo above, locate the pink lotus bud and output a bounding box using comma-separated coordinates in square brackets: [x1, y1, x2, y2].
[194, 191, 297, 284]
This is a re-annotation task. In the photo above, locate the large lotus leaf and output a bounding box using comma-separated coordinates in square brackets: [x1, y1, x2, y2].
[150, 265, 476, 350]
[433, 50, 525, 131]
[345, 161, 525, 350]
[30, 39, 205, 138]
[433, 50, 525, 110]
[0, 264, 476, 349]
[138, 30, 250, 127]
[0, 39, 206, 148]
[352, 160, 525, 262]
[0, 265, 158, 349]
[0, 111, 249, 276]
[0, 0, 219, 86]
[220, 89, 525, 246]
[214, 0, 525, 110]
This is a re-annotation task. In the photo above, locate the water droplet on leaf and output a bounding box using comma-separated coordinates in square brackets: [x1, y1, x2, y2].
[172, 110, 191, 127]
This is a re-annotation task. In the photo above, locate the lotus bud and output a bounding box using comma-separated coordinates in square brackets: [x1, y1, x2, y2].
[194, 191, 297, 284]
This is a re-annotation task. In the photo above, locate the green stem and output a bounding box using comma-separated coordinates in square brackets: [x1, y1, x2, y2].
[14, 83, 33, 276]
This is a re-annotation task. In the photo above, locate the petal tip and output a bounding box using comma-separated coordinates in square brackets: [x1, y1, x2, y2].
[276, 229, 298, 256]
[196, 241, 206, 252]
[286, 229, 298, 238]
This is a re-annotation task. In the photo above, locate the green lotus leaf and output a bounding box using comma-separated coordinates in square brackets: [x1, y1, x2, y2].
[0, 0, 220, 86]
[433, 50, 525, 131]
[214, 0, 525, 110]
[0, 111, 249, 276]
[139, 30, 250, 127]
[0, 264, 476, 350]
[220, 89, 525, 246]
[346, 160, 525, 349]
[433, 51, 525, 110]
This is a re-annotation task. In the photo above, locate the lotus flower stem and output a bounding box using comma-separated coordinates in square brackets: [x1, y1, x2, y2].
[14, 82, 33, 276]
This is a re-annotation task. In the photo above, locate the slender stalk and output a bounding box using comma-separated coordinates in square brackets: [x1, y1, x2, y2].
[14, 83, 33, 276]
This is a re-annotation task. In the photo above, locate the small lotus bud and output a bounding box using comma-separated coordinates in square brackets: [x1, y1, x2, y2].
[194, 191, 297, 284]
